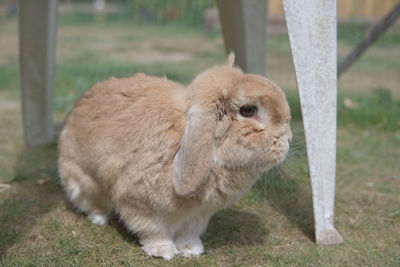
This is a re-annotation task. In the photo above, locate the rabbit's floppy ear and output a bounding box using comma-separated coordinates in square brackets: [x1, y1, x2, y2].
[173, 107, 216, 197]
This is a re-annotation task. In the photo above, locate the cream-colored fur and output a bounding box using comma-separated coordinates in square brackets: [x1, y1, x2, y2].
[58, 56, 292, 260]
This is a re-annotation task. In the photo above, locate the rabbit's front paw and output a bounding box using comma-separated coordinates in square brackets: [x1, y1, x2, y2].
[142, 239, 179, 260]
[88, 212, 108, 226]
[175, 237, 204, 257]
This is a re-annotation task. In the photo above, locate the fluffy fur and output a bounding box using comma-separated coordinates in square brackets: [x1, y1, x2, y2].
[58, 56, 292, 260]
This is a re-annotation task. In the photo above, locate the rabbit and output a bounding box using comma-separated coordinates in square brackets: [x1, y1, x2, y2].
[58, 53, 292, 260]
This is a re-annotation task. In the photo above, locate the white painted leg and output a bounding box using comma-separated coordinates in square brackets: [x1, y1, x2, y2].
[282, 0, 343, 245]
[216, 0, 267, 75]
[19, 0, 58, 147]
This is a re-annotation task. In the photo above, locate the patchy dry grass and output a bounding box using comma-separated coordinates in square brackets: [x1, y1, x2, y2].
[1, 13, 399, 266]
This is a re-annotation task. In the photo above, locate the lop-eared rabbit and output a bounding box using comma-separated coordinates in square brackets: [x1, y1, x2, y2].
[58, 54, 292, 259]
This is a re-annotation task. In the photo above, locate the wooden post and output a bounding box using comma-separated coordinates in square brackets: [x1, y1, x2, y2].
[283, 0, 343, 245]
[216, 0, 267, 75]
[19, 0, 58, 147]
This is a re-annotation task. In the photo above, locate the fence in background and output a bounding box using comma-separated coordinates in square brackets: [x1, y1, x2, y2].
[2, 0, 400, 23]
[269, 0, 400, 20]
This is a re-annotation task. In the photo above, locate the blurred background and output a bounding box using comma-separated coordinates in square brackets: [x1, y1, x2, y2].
[0, 0, 399, 266]
[1, 0, 399, 126]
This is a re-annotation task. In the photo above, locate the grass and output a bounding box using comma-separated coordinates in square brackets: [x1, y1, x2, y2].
[338, 20, 400, 48]
[1, 10, 400, 266]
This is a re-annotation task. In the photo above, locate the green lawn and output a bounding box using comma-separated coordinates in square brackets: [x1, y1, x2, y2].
[0, 11, 399, 266]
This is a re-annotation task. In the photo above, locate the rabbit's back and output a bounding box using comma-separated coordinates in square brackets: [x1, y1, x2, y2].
[59, 74, 187, 197]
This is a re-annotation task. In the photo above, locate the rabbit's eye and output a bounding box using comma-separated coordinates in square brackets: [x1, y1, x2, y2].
[239, 105, 257, 117]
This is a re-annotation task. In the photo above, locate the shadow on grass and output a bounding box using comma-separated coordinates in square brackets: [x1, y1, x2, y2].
[254, 163, 315, 242]
[108, 215, 142, 246]
[0, 144, 63, 257]
[107, 208, 267, 249]
[251, 124, 316, 242]
[203, 208, 268, 248]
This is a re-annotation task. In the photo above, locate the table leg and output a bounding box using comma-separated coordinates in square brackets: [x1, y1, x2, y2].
[282, 0, 343, 245]
[19, 0, 58, 147]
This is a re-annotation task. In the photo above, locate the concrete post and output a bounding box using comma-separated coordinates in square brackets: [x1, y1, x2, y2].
[216, 0, 267, 75]
[282, 0, 343, 245]
[19, 0, 58, 147]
